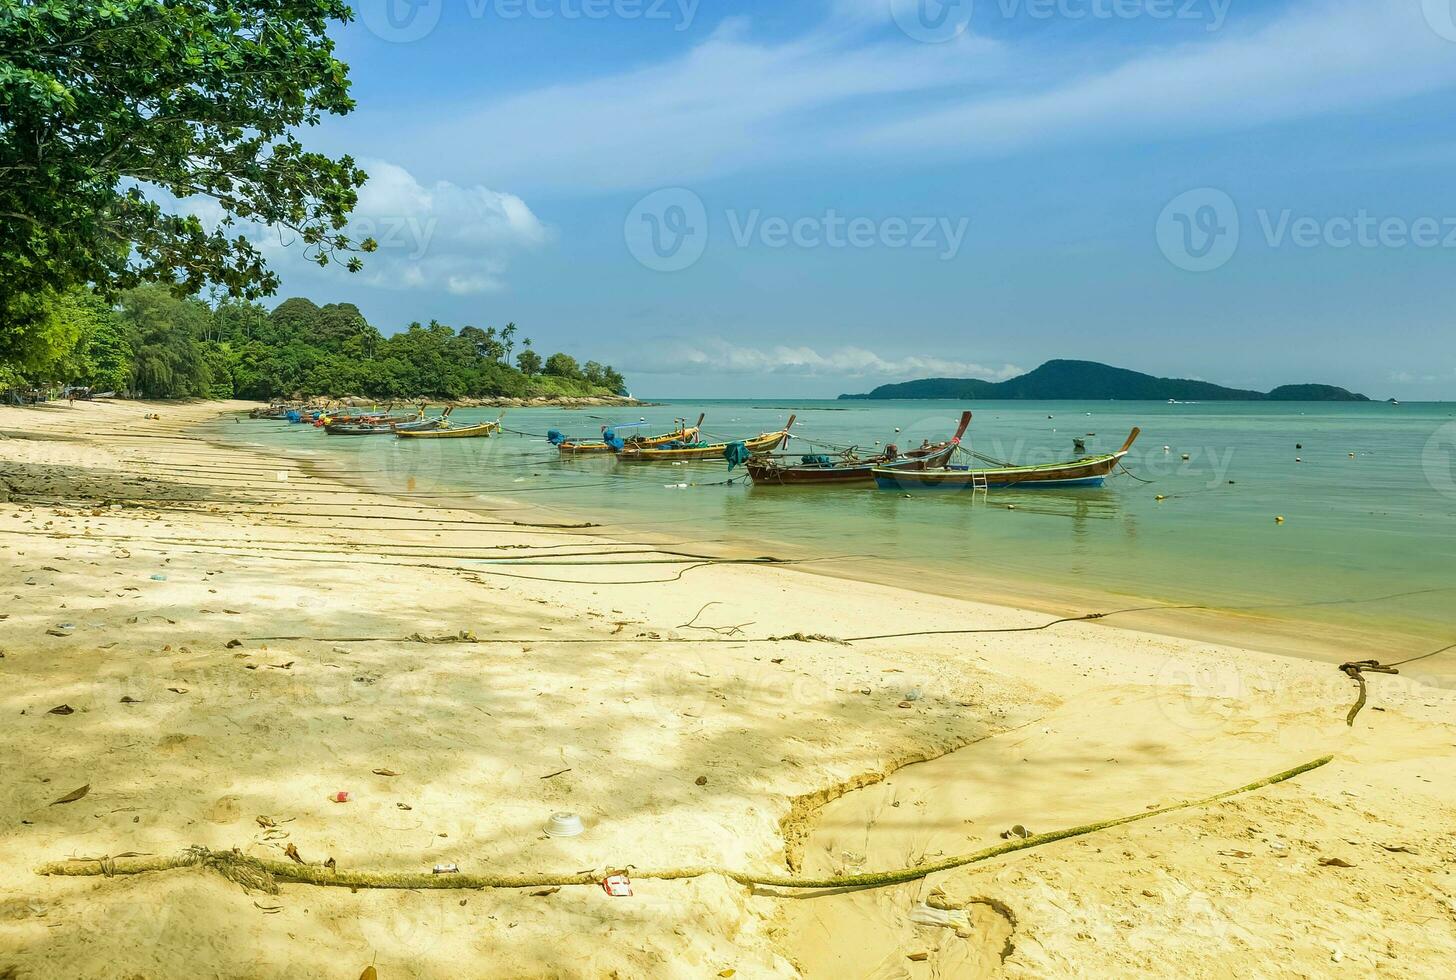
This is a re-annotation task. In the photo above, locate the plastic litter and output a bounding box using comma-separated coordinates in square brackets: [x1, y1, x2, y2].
[601, 873, 632, 897]
[150, 574, 167, 581]
[543, 812, 584, 838]
[910, 902, 970, 930]
[331, 791, 351, 803]
[433, 863, 459, 875]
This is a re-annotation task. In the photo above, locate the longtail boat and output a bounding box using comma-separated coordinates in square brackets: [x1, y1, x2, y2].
[553, 414, 705, 454]
[616, 416, 796, 462]
[746, 411, 972, 486]
[873, 428, 1141, 490]
[327, 408, 451, 436]
[394, 418, 500, 439]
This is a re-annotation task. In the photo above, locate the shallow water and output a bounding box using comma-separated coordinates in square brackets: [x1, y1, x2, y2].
[205, 399, 1456, 678]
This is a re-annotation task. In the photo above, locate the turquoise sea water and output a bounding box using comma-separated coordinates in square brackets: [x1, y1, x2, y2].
[205, 399, 1456, 679]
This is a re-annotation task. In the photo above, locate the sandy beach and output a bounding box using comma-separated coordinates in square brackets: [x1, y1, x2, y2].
[2, 399, 1454, 978]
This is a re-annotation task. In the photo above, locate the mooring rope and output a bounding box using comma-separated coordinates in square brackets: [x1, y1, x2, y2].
[36, 756, 1331, 893]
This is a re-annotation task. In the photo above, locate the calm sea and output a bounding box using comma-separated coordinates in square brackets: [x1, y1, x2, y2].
[205, 399, 1456, 680]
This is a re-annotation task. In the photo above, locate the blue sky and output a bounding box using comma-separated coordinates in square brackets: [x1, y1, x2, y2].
[256, 0, 1456, 397]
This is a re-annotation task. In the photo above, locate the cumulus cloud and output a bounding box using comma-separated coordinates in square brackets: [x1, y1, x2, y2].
[621, 337, 1022, 381]
[160, 160, 547, 295]
[320, 160, 548, 294]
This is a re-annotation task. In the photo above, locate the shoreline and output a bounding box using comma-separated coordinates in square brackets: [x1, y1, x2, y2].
[212, 407, 1451, 683]
[3, 400, 1454, 977]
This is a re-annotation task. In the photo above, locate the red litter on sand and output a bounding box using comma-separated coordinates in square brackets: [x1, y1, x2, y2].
[601, 874, 633, 897]
[331, 791, 351, 803]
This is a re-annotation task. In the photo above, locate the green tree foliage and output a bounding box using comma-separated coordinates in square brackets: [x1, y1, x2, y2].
[0, 287, 87, 383]
[516, 348, 543, 377]
[0, 0, 375, 312]
[544, 352, 581, 379]
[1, 285, 627, 401]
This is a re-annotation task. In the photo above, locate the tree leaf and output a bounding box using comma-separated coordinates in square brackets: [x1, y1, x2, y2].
[49, 784, 90, 805]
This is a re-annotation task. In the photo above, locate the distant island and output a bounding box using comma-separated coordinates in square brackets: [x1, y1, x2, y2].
[839, 360, 1369, 402]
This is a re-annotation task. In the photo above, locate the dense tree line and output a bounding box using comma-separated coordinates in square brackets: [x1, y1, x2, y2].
[1, 286, 626, 401]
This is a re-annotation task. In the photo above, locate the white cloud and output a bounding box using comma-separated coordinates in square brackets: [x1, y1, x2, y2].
[858, 0, 1456, 155]
[396, 0, 1456, 193]
[160, 160, 547, 295]
[331, 160, 548, 294]
[417, 16, 1002, 191]
[621, 337, 1023, 381]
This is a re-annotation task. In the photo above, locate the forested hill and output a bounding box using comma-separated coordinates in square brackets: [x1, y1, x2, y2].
[840, 360, 1369, 402]
[1, 286, 626, 401]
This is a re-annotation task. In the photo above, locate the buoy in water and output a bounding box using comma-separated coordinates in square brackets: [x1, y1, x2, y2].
[1155, 494, 1166, 501]
[1295, 457, 1302, 463]
[1349, 452, 1356, 458]
[1274, 515, 1285, 524]
[1181, 453, 1190, 461]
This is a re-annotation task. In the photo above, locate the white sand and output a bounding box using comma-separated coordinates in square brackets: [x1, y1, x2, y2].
[1, 400, 1453, 978]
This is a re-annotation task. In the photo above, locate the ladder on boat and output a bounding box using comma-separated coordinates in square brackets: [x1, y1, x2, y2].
[970, 469, 989, 496]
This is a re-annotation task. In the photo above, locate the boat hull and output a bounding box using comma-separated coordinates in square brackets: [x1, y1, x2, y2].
[747, 444, 955, 485]
[617, 429, 788, 462]
[395, 422, 497, 440]
[873, 453, 1124, 490]
[558, 427, 699, 454]
[327, 419, 443, 435]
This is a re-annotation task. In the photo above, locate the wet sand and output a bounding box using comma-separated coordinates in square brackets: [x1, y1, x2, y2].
[2, 400, 1453, 978]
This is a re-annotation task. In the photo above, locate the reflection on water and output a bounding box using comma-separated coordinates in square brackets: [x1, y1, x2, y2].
[206, 399, 1456, 674]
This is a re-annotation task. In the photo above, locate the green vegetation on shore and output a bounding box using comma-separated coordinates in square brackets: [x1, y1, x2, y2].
[1, 286, 626, 401]
[840, 360, 1370, 402]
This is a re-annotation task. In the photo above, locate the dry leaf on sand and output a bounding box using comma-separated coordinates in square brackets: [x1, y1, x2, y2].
[49, 784, 90, 805]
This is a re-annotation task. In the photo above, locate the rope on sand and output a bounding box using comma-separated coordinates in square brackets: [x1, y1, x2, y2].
[37, 756, 1331, 893]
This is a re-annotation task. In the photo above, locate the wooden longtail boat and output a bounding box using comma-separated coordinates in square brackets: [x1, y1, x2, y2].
[327, 408, 452, 436]
[616, 416, 796, 462]
[555, 414, 705, 454]
[746, 411, 972, 486]
[873, 428, 1141, 490]
[394, 419, 500, 439]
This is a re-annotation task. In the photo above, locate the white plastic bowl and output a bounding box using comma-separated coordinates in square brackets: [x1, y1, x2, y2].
[543, 812, 585, 838]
